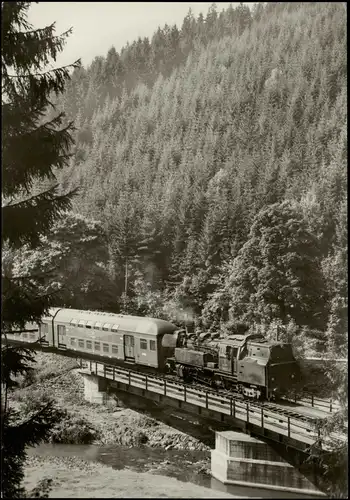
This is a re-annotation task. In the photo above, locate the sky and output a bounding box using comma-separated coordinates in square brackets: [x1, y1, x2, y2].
[27, 2, 245, 68]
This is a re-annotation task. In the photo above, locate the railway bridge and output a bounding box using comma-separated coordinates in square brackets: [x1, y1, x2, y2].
[5, 339, 345, 496]
[5, 338, 342, 454]
[7, 339, 346, 496]
[79, 357, 343, 496]
[79, 357, 341, 454]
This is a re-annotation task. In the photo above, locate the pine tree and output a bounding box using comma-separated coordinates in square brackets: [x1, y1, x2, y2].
[1, 3, 80, 496]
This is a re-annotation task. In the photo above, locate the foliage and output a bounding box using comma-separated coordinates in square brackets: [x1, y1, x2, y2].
[1, 345, 36, 393]
[49, 412, 99, 445]
[12, 388, 98, 445]
[203, 201, 329, 337]
[307, 406, 348, 498]
[25, 478, 53, 499]
[2, 1, 80, 331]
[3, 212, 119, 312]
[17, 388, 54, 414]
[1, 2, 80, 497]
[1, 402, 62, 498]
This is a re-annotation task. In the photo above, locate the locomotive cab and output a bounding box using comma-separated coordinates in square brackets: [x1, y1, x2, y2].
[218, 344, 238, 375]
[217, 333, 265, 377]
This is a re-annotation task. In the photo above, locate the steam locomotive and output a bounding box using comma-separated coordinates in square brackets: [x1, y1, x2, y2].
[6, 307, 299, 400]
[163, 331, 299, 399]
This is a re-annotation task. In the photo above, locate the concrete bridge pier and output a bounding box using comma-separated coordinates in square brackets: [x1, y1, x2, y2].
[82, 372, 108, 405]
[211, 431, 325, 497]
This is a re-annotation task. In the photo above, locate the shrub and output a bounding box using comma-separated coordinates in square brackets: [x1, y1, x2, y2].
[49, 414, 99, 444]
[19, 389, 53, 413]
[25, 478, 53, 498]
[134, 431, 149, 446]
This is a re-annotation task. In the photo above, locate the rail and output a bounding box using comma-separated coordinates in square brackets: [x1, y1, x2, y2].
[305, 357, 347, 363]
[82, 359, 345, 450]
[283, 394, 341, 413]
[4, 337, 342, 414]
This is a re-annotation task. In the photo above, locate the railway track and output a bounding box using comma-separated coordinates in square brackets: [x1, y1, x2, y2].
[85, 359, 348, 452]
[6, 338, 345, 451]
[185, 383, 324, 422]
[5, 337, 340, 418]
[83, 357, 325, 425]
[71, 347, 341, 417]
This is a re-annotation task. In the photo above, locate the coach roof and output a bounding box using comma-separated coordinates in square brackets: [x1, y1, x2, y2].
[51, 308, 177, 336]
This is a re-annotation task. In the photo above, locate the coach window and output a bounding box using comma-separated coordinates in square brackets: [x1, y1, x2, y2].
[78, 320, 85, 328]
[150, 340, 156, 351]
[102, 324, 110, 332]
[103, 343, 109, 353]
[111, 325, 119, 333]
[94, 342, 101, 351]
[140, 339, 148, 350]
[78, 339, 84, 348]
[23, 333, 28, 339]
[30, 333, 36, 340]
[86, 321, 93, 330]
[86, 341, 92, 350]
[41, 323, 49, 334]
[70, 319, 78, 327]
[70, 338, 76, 346]
[94, 322, 102, 330]
[112, 345, 118, 354]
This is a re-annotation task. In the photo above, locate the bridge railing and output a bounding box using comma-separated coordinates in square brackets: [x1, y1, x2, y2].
[77, 358, 342, 413]
[284, 393, 341, 413]
[82, 359, 345, 450]
[4, 339, 344, 444]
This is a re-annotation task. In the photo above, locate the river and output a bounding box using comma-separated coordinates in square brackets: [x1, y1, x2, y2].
[27, 443, 323, 499]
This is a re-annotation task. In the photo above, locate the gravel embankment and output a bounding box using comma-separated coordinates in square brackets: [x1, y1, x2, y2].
[23, 455, 237, 498]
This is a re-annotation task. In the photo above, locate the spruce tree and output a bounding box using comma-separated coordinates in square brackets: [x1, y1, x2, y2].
[1, 2, 80, 496]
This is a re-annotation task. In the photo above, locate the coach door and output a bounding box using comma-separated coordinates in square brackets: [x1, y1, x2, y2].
[124, 335, 135, 362]
[57, 324, 67, 348]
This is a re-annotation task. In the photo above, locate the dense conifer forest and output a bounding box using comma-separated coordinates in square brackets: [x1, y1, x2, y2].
[21, 2, 346, 359]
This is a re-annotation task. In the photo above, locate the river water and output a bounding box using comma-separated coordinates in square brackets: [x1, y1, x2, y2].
[27, 443, 323, 499]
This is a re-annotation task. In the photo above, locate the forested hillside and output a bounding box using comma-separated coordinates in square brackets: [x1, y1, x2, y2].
[29, 2, 347, 357]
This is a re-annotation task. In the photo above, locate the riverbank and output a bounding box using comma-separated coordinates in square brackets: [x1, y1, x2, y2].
[9, 352, 210, 451]
[23, 454, 236, 498]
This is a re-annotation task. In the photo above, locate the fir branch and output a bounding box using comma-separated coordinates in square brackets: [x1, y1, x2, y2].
[6, 59, 80, 79]
[7, 264, 62, 282]
[2, 187, 78, 248]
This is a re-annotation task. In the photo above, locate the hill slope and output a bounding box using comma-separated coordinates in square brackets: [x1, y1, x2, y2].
[35, 2, 347, 354]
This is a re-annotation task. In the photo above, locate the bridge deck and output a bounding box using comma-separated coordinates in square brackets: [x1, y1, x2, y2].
[80, 359, 345, 453]
[4, 339, 345, 452]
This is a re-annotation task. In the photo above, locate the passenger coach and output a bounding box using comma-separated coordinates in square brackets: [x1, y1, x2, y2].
[38, 308, 177, 370]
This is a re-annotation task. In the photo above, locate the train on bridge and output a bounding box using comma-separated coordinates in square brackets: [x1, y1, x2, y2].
[7, 307, 299, 400]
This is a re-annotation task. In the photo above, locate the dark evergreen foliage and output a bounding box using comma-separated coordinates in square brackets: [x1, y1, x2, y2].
[1, 0, 80, 328]
[1, 2, 80, 497]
